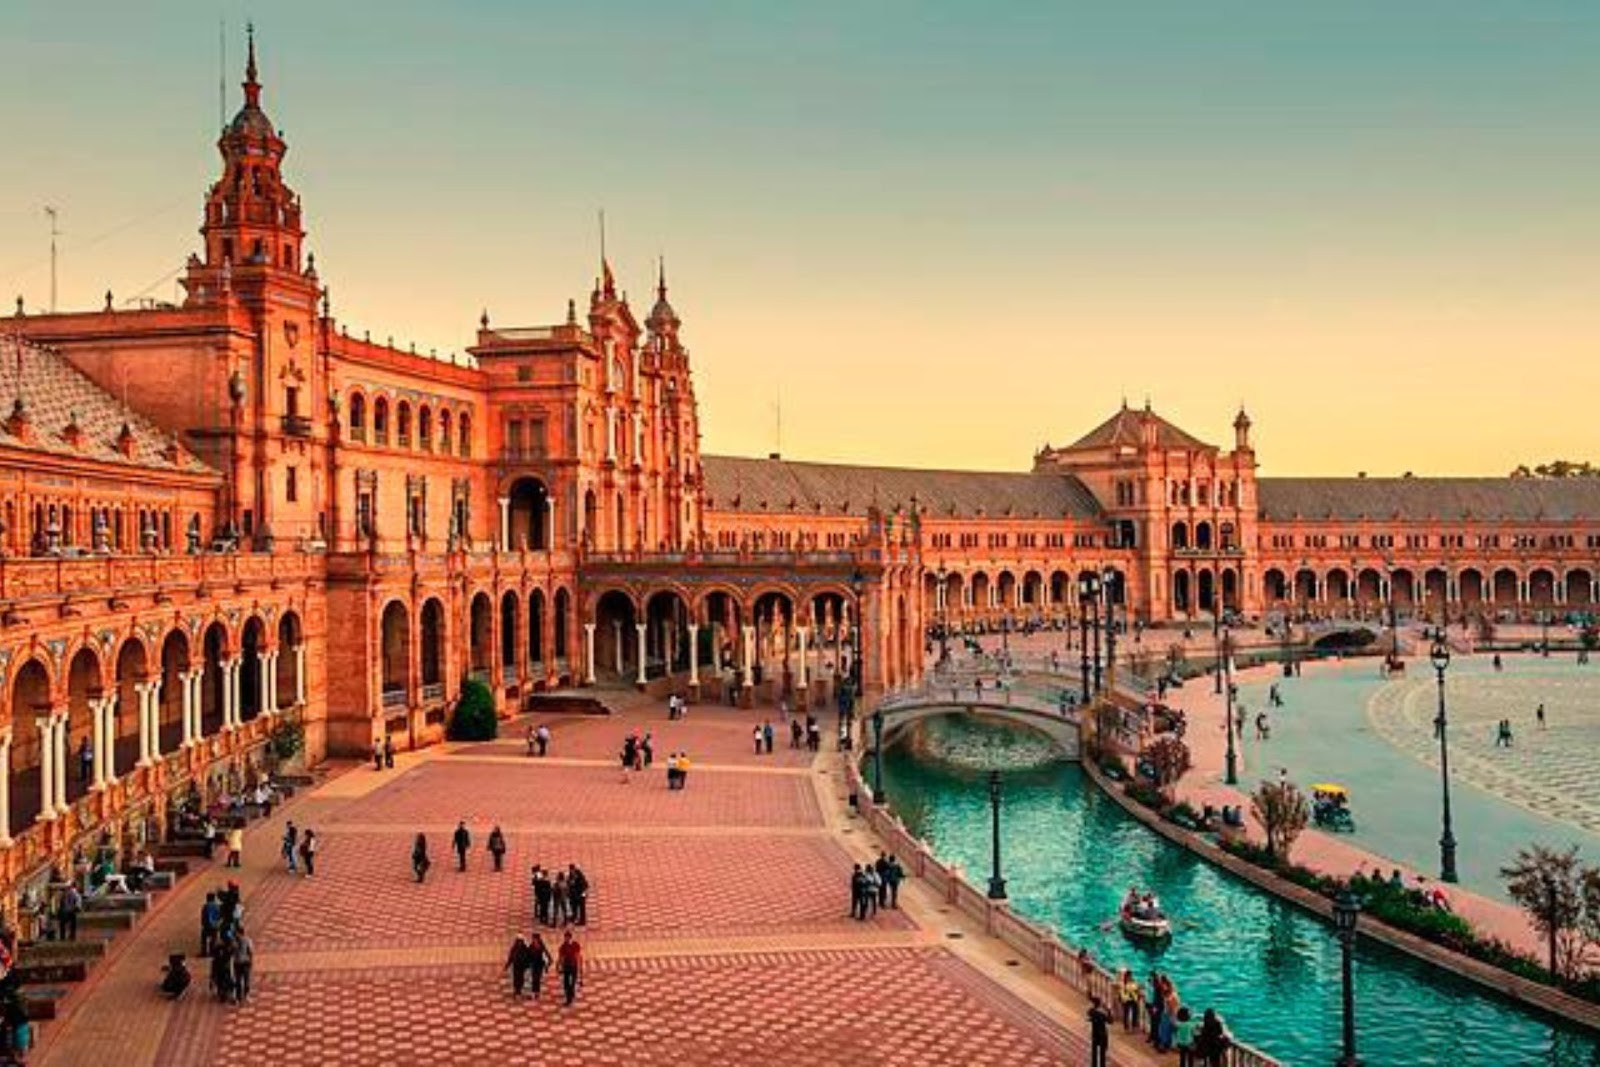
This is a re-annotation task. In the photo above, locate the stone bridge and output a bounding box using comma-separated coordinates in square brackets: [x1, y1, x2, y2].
[871, 678, 1083, 759]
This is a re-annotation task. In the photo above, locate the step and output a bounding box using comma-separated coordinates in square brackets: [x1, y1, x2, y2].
[274, 772, 315, 787]
[17, 939, 107, 966]
[14, 960, 89, 985]
[148, 870, 177, 891]
[155, 858, 193, 878]
[77, 910, 138, 932]
[158, 841, 212, 859]
[23, 988, 65, 1021]
[84, 892, 149, 914]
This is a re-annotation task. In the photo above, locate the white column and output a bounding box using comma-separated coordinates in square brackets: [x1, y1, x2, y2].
[91, 696, 108, 788]
[180, 671, 197, 747]
[635, 622, 648, 686]
[35, 715, 55, 824]
[225, 657, 240, 730]
[53, 713, 69, 815]
[605, 408, 617, 461]
[295, 645, 307, 705]
[687, 623, 700, 685]
[583, 623, 597, 684]
[148, 679, 164, 761]
[741, 624, 756, 687]
[612, 620, 624, 675]
[498, 496, 511, 551]
[0, 728, 11, 845]
[546, 498, 558, 551]
[260, 651, 275, 717]
[797, 627, 810, 688]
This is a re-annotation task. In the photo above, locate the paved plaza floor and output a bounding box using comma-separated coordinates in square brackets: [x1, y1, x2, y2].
[38, 691, 1153, 1067]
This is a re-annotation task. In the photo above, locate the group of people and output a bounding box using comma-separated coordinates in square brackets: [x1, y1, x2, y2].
[788, 715, 824, 752]
[503, 928, 585, 1005]
[848, 853, 905, 919]
[194, 880, 256, 1004]
[524, 723, 553, 757]
[619, 731, 655, 776]
[371, 735, 396, 771]
[530, 865, 591, 927]
[1092, 969, 1231, 1066]
[280, 821, 319, 877]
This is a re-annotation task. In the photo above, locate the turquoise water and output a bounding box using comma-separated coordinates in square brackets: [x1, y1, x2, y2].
[880, 715, 1600, 1067]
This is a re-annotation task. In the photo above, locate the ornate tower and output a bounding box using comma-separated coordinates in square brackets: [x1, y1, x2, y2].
[646, 262, 703, 548]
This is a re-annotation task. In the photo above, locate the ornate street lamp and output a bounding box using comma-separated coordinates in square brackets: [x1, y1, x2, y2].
[1102, 568, 1118, 690]
[1213, 581, 1224, 695]
[1078, 572, 1100, 702]
[1223, 625, 1238, 785]
[986, 769, 1007, 900]
[1385, 561, 1399, 663]
[936, 563, 950, 665]
[848, 569, 866, 732]
[1541, 609, 1551, 658]
[1430, 633, 1459, 883]
[871, 707, 886, 804]
[1333, 890, 1363, 1067]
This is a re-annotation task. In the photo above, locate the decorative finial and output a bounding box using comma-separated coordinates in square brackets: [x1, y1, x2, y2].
[566, 298, 577, 326]
[480, 308, 489, 330]
[13, 296, 22, 317]
[244, 22, 260, 106]
[104, 290, 113, 311]
[657, 255, 668, 301]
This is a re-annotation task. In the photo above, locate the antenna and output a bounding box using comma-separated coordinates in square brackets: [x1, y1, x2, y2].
[43, 207, 60, 313]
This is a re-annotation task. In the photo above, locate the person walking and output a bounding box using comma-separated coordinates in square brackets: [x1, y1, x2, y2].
[532, 866, 553, 926]
[412, 833, 431, 883]
[552, 871, 570, 926]
[299, 828, 318, 877]
[452, 820, 472, 872]
[1087, 995, 1112, 1067]
[849, 864, 867, 921]
[883, 855, 904, 909]
[873, 853, 891, 910]
[526, 724, 539, 757]
[57, 883, 82, 942]
[233, 927, 255, 1003]
[762, 721, 775, 754]
[558, 929, 584, 1006]
[1196, 1008, 1231, 1067]
[383, 735, 395, 769]
[504, 935, 535, 998]
[1537, 703, 1547, 729]
[225, 825, 244, 868]
[200, 892, 221, 957]
[209, 938, 237, 1004]
[282, 821, 299, 873]
[527, 931, 553, 998]
[752, 725, 763, 755]
[1118, 968, 1142, 1032]
[568, 864, 589, 926]
[536, 724, 551, 756]
[372, 738, 383, 771]
[487, 826, 508, 872]
[1173, 1006, 1197, 1067]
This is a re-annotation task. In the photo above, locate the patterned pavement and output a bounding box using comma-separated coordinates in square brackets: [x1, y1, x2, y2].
[39, 691, 1124, 1067]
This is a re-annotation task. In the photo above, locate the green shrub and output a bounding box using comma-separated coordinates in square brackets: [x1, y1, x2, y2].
[269, 717, 305, 763]
[1124, 781, 1167, 811]
[448, 678, 498, 741]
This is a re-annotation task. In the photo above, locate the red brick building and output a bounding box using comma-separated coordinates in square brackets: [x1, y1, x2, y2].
[0, 35, 1595, 910]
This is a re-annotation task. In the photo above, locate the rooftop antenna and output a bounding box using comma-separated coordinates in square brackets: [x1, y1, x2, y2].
[43, 207, 60, 313]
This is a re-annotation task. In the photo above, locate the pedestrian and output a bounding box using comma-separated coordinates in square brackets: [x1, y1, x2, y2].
[1174, 1006, 1197, 1067]
[226, 825, 244, 868]
[532, 866, 553, 926]
[299, 828, 317, 877]
[873, 852, 891, 909]
[536, 724, 551, 756]
[384, 735, 395, 769]
[1145, 972, 1164, 1047]
[552, 871, 570, 926]
[233, 927, 255, 1003]
[1118, 968, 1142, 1031]
[762, 721, 775, 754]
[1196, 1008, 1231, 1067]
[209, 938, 236, 1003]
[666, 752, 681, 790]
[488, 825, 507, 872]
[790, 719, 804, 749]
[526, 724, 538, 757]
[862, 865, 880, 918]
[372, 738, 383, 771]
[57, 883, 82, 942]
[412, 833, 431, 883]
[676, 752, 691, 790]
[849, 864, 867, 920]
[1087, 995, 1112, 1067]
[200, 892, 220, 957]
[453, 820, 471, 872]
[1537, 703, 1547, 729]
[884, 854, 904, 908]
[504, 935, 535, 998]
[752, 725, 763, 755]
[282, 820, 299, 873]
[557, 929, 584, 1006]
[568, 864, 589, 926]
[527, 931, 553, 998]
[641, 732, 654, 768]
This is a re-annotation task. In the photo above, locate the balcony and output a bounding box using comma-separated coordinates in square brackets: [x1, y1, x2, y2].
[281, 413, 312, 438]
[381, 686, 408, 708]
[421, 682, 445, 703]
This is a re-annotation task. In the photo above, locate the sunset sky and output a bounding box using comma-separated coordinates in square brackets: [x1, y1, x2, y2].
[1, 1, 1597, 476]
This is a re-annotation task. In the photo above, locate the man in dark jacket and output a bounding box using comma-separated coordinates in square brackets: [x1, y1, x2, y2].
[452, 820, 471, 872]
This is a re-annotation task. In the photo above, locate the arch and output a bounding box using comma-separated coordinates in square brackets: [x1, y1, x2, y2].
[1221, 567, 1240, 611]
[1292, 568, 1318, 605]
[349, 391, 367, 442]
[201, 622, 228, 737]
[64, 647, 102, 807]
[1458, 568, 1484, 606]
[501, 590, 522, 676]
[701, 590, 746, 674]
[1529, 568, 1556, 607]
[1492, 568, 1519, 605]
[1049, 570, 1070, 608]
[112, 638, 148, 779]
[458, 411, 472, 457]
[1194, 521, 1213, 551]
[969, 571, 991, 612]
[753, 589, 798, 693]
[1197, 569, 1216, 614]
[1263, 568, 1287, 603]
[645, 589, 692, 678]
[381, 600, 411, 708]
[508, 477, 550, 551]
[996, 571, 1018, 612]
[1424, 568, 1450, 617]
[1326, 568, 1351, 603]
[582, 489, 599, 548]
[1022, 570, 1044, 608]
[594, 589, 639, 682]
[159, 629, 190, 754]
[553, 588, 571, 662]
[528, 589, 546, 671]
[373, 396, 390, 446]
[1356, 568, 1383, 605]
[1173, 570, 1192, 613]
[469, 592, 494, 679]
[1171, 522, 1190, 550]
[239, 616, 266, 723]
[420, 598, 446, 689]
[438, 409, 453, 454]
[277, 611, 303, 709]
[397, 400, 413, 448]
[8, 657, 51, 836]
[1567, 569, 1594, 606]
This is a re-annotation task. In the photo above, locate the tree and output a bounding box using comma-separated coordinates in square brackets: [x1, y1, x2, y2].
[448, 677, 498, 741]
[1502, 844, 1586, 980]
[1511, 460, 1599, 479]
[1140, 736, 1191, 800]
[1250, 780, 1309, 862]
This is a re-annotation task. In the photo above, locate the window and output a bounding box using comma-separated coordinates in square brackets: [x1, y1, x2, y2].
[285, 385, 300, 417]
[286, 466, 298, 502]
[507, 419, 524, 457]
[356, 493, 373, 537]
[459, 413, 472, 457]
[419, 406, 433, 451]
[374, 398, 390, 445]
[397, 402, 412, 448]
[350, 393, 367, 443]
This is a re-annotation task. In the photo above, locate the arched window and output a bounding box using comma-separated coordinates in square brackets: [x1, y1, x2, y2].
[439, 409, 452, 450]
[419, 406, 433, 451]
[397, 401, 412, 448]
[458, 412, 472, 457]
[349, 393, 367, 443]
[374, 397, 390, 446]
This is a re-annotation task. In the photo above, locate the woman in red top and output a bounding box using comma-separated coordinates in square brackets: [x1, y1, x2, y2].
[558, 930, 583, 1005]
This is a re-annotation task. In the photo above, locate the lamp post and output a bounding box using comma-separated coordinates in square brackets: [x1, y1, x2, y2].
[986, 769, 1007, 900]
[1078, 572, 1101, 701]
[1102, 568, 1118, 690]
[1431, 633, 1459, 883]
[1213, 585, 1224, 694]
[848, 569, 866, 733]
[1223, 625, 1238, 785]
[871, 707, 886, 804]
[935, 563, 950, 666]
[1541, 609, 1551, 658]
[1385, 562, 1399, 663]
[1333, 890, 1363, 1067]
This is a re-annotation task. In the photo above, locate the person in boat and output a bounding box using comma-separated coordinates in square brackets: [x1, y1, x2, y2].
[1122, 886, 1140, 915]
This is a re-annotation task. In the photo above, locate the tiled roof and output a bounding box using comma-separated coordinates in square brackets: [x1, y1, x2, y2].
[1257, 478, 1600, 522]
[1067, 405, 1210, 452]
[701, 455, 1104, 520]
[0, 338, 216, 475]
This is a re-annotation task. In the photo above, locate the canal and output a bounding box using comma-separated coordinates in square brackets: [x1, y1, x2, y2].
[878, 713, 1600, 1066]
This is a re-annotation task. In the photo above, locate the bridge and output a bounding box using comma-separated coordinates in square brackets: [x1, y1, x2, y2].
[870, 672, 1084, 758]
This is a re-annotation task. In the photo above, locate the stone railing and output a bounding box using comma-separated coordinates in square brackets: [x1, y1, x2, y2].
[0, 551, 318, 601]
[845, 757, 1279, 1067]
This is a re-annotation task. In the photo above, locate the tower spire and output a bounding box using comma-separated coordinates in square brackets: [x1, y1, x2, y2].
[243, 22, 261, 107]
[657, 255, 668, 301]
